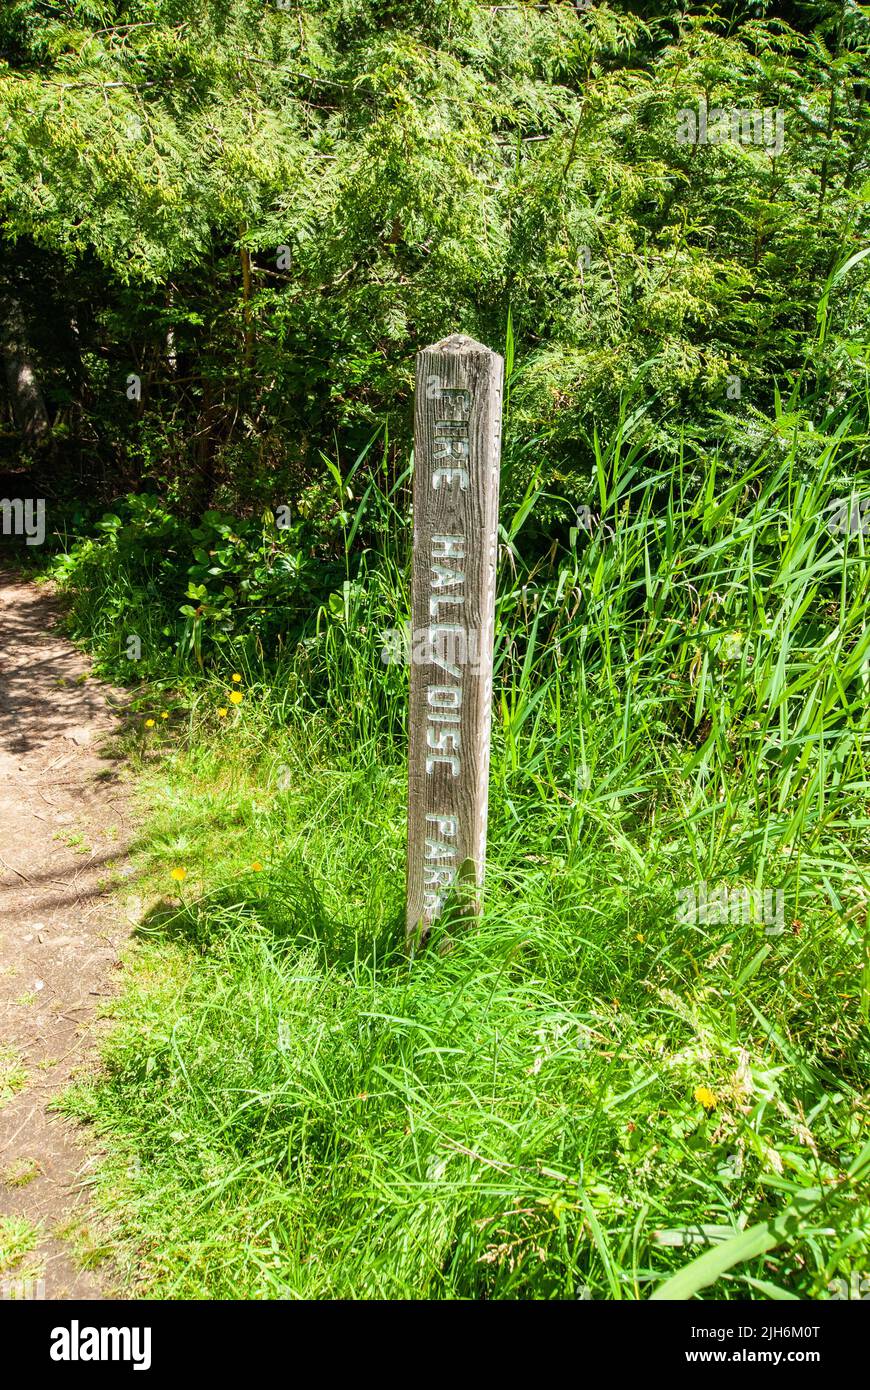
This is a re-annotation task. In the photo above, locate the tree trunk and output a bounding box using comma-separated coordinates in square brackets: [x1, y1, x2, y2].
[0, 293, 51, 450]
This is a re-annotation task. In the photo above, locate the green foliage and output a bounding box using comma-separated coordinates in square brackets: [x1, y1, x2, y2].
[2, 2, 869, 502]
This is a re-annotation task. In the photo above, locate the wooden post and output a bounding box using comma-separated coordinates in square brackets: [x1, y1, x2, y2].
[406, 334, 504, 943]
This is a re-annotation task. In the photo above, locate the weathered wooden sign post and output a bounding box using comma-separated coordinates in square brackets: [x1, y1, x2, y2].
[406, 334, 504, 944]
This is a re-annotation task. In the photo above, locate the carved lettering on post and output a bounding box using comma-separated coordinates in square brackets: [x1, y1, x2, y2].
[406, 334, 503, 942]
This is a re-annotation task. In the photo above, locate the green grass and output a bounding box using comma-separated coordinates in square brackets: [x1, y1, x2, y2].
[57, 406, 870, 1300]
[0, 1217, 41, 1274]
[1, 1158, 41, 1189]
[0, 1049, 28, 1108]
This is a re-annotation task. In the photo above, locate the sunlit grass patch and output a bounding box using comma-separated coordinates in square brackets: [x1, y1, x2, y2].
[0, 1217, 41, 1274]
[0, 1049, 28, 1107]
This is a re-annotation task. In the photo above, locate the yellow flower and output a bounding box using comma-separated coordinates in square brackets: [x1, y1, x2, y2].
[217, 707, 228, 718]
[635, 933, 645, 942]
[231, 673, 242, 684]
[144, 718, 155, 728]
[251, 861, 263, 872]
[171, 867, 187, 883]
[694, 1085, 717, 1110]
[160, 711, 169, 720]
[229, 691, 243, 705]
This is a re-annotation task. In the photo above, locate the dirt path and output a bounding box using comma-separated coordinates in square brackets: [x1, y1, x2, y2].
[0, 570, 131, 1299]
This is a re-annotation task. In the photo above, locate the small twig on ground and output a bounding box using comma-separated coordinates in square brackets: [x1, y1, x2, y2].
[0, 853, 31, 881]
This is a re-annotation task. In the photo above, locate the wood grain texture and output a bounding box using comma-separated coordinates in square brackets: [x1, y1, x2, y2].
[406, 334, 504, 941]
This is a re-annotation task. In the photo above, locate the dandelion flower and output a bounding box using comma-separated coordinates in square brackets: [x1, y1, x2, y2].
[251, 861, 263, 872]
[230, 691, 243, 705]
[231, 673, 242, 684]
[171, 867, 187, 883]
[144, 718, 155, 728]
[217, 707, 228, 718]
[161, 712, 169, 720]
[694, 1085, 717, 1110]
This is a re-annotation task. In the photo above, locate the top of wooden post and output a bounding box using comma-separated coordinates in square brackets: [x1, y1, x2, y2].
[425, 333, 501, 358]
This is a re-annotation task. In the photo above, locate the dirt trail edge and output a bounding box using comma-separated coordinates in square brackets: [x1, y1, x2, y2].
[0, 569, 132, 1299]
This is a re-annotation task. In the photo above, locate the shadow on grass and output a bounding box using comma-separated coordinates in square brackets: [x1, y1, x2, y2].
[134, 860, 406, 970]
